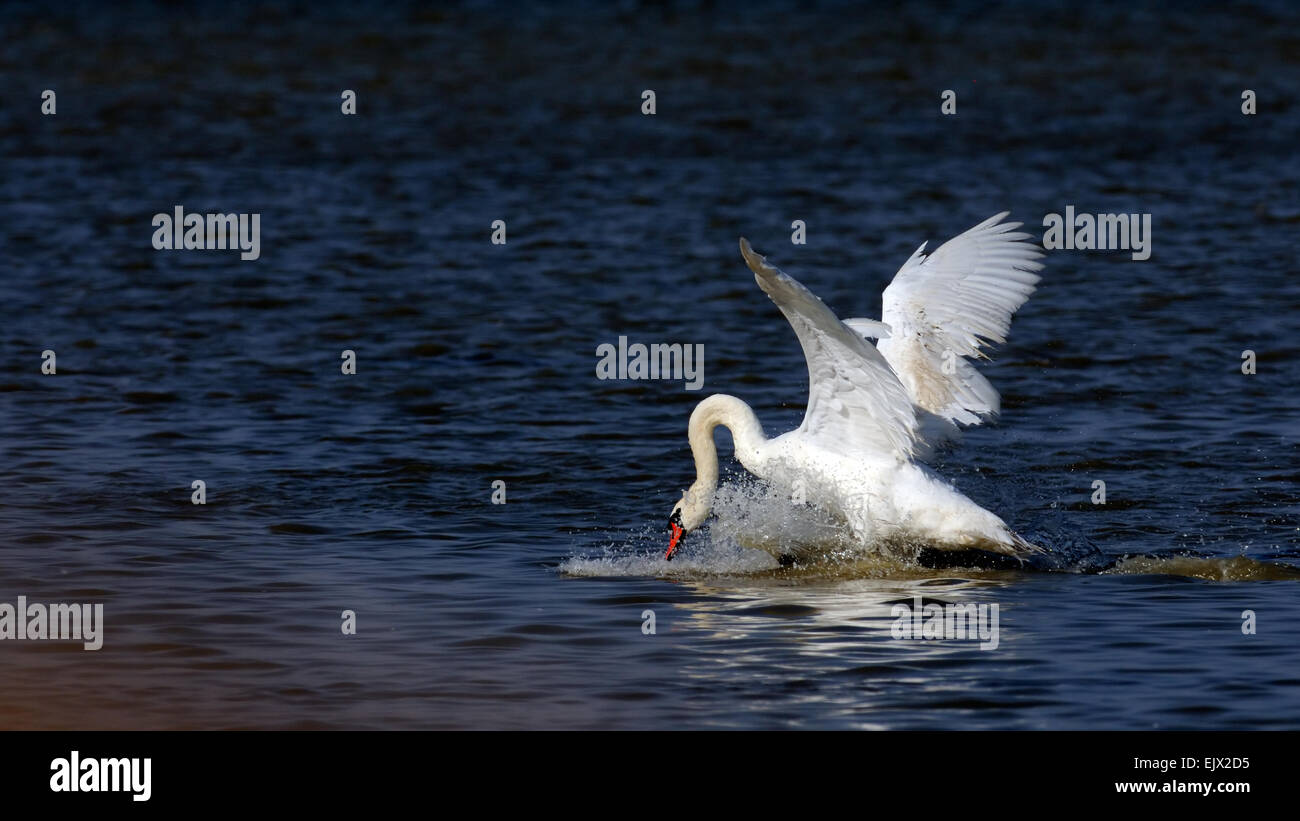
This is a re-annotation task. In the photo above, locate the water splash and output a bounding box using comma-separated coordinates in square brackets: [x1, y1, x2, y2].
[563, 476, 1300, 583]
[1103, 554, 1300, 581]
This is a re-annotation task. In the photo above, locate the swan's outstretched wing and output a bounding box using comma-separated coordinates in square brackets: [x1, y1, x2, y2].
[739, 238, 919, 459]
[877, 212, 1044, 426]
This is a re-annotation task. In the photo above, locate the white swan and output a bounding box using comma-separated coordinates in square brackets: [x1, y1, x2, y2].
[665, 213, 1044, 562]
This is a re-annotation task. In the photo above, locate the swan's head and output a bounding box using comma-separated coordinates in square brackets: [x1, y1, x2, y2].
[665, 488, 711, 561]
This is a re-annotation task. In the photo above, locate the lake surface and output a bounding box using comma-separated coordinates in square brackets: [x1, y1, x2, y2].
[1, 0, 1298, 729]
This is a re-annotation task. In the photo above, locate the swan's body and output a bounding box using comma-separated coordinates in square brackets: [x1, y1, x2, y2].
[666, 213, 1044, 560]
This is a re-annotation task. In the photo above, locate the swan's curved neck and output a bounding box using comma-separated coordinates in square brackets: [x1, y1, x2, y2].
[687, 394, 767, 500]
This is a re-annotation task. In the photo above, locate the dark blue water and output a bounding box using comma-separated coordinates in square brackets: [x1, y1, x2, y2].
[1, 0, 1298, 729]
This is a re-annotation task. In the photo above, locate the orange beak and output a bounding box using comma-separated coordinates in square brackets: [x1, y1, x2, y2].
[665, 510, 685, 561]
[666, 522, 684, 560]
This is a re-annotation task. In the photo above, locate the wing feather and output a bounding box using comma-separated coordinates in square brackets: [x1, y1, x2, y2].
[739, 239, 918, 459]
[877, 212, 1044, 426]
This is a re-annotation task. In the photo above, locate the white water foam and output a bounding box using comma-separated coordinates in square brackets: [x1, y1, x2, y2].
[560, 474, 869, 578]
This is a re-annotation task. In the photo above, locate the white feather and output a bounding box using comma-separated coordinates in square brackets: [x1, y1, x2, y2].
[876, 212, 1044, 428]
[740, 238, 919, 460]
